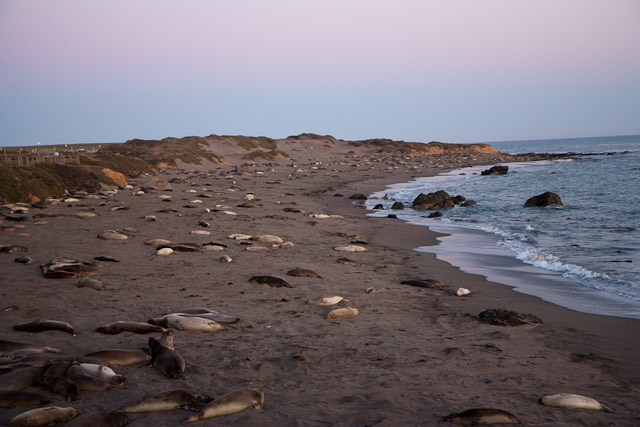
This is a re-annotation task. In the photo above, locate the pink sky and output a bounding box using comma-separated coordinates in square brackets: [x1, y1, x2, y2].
[1, 0, 638, 145]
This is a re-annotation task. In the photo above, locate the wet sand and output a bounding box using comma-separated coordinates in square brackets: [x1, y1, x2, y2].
[1, 146, 639, 426]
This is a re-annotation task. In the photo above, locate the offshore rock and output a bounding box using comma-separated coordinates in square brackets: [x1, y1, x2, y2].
[481, 165, 509, 175]
[524, 192, 563, 207]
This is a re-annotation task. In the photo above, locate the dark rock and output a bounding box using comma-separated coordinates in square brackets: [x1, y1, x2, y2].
[349, 194, 367, 200]
[524, 192, 563, 207]
[412, 190, 455, 210]
[1, 245, 28, 254]
[476, 308, 543, 326]
[249, 275, 292, 288]
[400, 279, 446, 288]
[286, 268, 322, 278]
[387, 214, 397, 218]
[373, 204, 384, 210]
[14, 256, 33, 264]
[94, 255, 120, 262]
[461, 200, 477, 207]
[481, 165, 509, 175]
[391, 202, 404, 210]
[428, 211, 443, 218]
[452, 195, 466, 204]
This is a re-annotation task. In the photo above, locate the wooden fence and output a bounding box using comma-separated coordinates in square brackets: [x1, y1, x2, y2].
[0, 149, 81, 166]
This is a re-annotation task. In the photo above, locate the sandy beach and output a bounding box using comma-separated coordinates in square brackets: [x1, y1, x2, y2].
[2, 139, 639, 426]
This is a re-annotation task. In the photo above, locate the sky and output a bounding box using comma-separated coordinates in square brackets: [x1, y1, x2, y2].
[0, 0, 639, 147]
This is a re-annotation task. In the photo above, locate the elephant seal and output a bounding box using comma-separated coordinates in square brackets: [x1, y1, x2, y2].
[9, 406, 78, 426]
[157, 330, 175, 350]
[96, 321, 166, 334]
[123, 389, 211, 413]
[65, 411, 128, 427]
[249, 275, 292, 288]
[40, 376, 79, 401]
[539, 393, 612, 412]
[182, 389, 264, 422]
[443, 408, 523, 425]
[13, 320, 77, 335]
[148, 314, 223, 332]
[149, 337, 185, 379]
[0, 366, 47, 391]
[84, 349, 150, 366]
[0, 390, 51, 408]
[327, 307, 359, 319]
[0, 339, 58, 354]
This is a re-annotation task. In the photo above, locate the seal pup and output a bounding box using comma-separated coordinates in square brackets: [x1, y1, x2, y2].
[0, 390, 51, 408]
[148, 314, 223, 332]
[123, 389, 211, 413]
[96, 321, 166, 334]
[84, 349, 150, 366]
[149, 337, 186, 379]
[249, 275, 292, 288]
[443, 408, 523, 425]
[152, 309, 239, 324]
[327, 307, 359, 319]
[539, 393, 612, 412]
[0, 339, 58, 354]
[182, 389, 264, 422]
[9, 405, 78, 426]
[13, 319, 77, 335]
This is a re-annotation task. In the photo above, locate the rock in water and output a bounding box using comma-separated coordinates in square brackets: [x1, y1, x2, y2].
[391, 202, 405, 210]
[524, 192, 563, 207]
[481, 165, 509, 175]
[412, 190, 455, 210]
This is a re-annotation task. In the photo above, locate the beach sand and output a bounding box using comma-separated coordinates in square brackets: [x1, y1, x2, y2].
[1, 143, 639, 426]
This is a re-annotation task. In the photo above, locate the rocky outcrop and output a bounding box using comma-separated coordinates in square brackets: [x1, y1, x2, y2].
[412, 190, 456, 210]
[524, 192, 563, 207]
[481, 165, 508, 175]
[391, 202, 404, 210]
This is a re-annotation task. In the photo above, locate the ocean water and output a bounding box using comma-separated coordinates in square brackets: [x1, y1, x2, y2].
[366, 135, 640, 319]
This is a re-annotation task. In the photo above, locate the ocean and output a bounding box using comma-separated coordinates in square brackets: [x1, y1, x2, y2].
[366, 134, 640, 319]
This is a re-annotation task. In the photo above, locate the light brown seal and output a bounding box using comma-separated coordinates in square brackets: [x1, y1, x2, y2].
[84, 349, 150, 366]
[123, 389, 211, 413]
[182, 389, 264, 423]
[443, 408, 523, 425]
[539, 393, 612, 412]
[9, 406, 78, 426]
[327, 307, 359, 319]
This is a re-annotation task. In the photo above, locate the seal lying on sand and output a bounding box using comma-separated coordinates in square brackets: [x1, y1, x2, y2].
[84, 349, 150, 366]
[444, 408, 523, 425]
[96, 321, 166, 334]
[123, 389, 211, 413]
[182, 389, 264, 423]
[13, 320, 77, 335]
[539, 393, 612, 412]
[9, 406, 78, 426]
[148, 314, 223, 332]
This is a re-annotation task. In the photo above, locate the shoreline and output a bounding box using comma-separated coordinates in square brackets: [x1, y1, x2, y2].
[2, 148, 639, 425]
